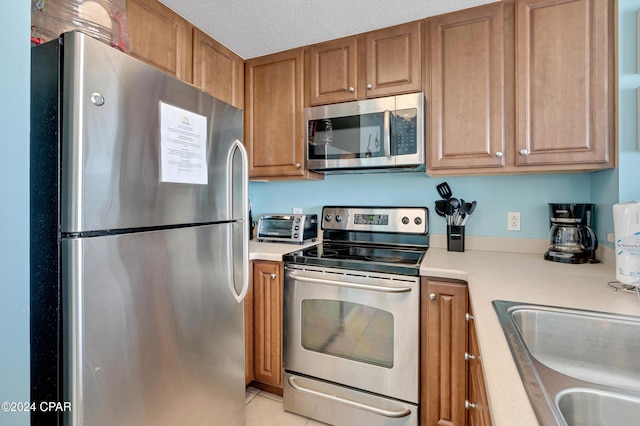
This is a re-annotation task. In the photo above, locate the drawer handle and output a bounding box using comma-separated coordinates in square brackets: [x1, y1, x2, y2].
[288, 375, 412, 418]
[289, 273, 412, 293]
[270, 273, 276, 280]
[348, 86, 355, 92]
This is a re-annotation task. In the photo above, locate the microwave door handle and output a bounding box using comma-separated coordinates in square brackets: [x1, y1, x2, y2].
[383, 110, 391, 157]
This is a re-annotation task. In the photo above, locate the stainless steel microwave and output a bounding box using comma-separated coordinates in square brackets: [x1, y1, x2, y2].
[305, 93, 425, 173]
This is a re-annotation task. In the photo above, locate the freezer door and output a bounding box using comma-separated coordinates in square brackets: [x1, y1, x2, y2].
[62, 224, 245, 426]
[59, 31, 245, 233]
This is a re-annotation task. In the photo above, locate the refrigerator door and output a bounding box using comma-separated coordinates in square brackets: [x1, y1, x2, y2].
[62, 224, 245, 426]
[59, 31, 244, 233]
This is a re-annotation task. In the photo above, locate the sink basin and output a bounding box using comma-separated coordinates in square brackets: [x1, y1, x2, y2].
[557, 388, 640, 426]
[493, 301, 640, 425]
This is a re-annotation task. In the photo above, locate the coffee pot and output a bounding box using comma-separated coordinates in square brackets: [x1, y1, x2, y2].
[544, 203, 598, 264]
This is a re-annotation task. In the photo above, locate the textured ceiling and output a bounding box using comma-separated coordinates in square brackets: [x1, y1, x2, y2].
[159, 0, 496, 59]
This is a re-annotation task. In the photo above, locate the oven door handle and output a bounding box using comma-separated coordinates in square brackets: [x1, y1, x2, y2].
[287, 375, 412, 418]
[288, 273, 412, 293]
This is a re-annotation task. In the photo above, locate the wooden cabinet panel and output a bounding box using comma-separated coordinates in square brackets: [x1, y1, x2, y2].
[307, 37, 358, 105]
[251, 261, 283, 388]
[126, 0, 192, 81]
[429, 3, 506, 171]
[192, 28, 244, 109]
[515, 0, 614, 167]
[421, 279, 469, 426]
[364, 21, 422, 98]
[245, 49, 321, 179]
[244, 262, 254, 386]
[467, 312, 493, 426]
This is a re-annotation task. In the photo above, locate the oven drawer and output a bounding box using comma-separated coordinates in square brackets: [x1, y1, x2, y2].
[283, 373, 418, 426]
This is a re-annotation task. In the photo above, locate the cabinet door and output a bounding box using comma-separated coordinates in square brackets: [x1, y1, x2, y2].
[252, 261, 283, 388]
[192, 28, 244, 109]
[244, 261, 254, 386]
[515, 0, 614, 167]
[307, 37, 358, 105]
[245, 49, 308, 178]
[421, 279, 468, 426]
[429, 3, 506, 171]
[364, 21, 422, 98]
[126, 0, 193, 81]
[467, 312, 492, 426]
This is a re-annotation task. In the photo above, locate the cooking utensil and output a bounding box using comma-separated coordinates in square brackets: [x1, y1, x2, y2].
[457, 201, 470, 225]
[461, 201, 477, 226]
[436, 182, 453, 199]
[435, 199, 447, 217]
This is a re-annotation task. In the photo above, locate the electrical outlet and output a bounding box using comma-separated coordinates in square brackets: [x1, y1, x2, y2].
[507, 211, 521, 231]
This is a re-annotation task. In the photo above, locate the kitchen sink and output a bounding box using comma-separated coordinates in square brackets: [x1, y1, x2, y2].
[493, 300, 640, 425]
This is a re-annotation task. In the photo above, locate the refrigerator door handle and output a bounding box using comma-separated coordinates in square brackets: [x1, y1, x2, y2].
[226, 139, 250, 303]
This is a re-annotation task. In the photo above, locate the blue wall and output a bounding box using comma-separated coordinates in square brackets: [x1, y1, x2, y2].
[0, 2, 31, 426]
[250, 173, 591, 239]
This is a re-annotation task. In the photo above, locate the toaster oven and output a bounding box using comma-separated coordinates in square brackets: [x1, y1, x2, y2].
[257, 214, 318, 244]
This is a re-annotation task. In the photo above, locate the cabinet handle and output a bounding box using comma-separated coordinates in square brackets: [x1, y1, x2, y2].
[466, 313, 474, 321]
[519, 149, 530, 156]
[348, 86, 355, 92]
[295, 163, 301, 169]
[495, 151, 503, 157]
[429, 293, 436, 300]
[465, 400, 478, 410]
[270, 273, 276, 280]
[366, 83, 373, 90]
[464, 352, 476, 361]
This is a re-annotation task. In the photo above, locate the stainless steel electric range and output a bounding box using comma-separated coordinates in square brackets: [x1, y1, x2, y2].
[282, 206, 429, 426]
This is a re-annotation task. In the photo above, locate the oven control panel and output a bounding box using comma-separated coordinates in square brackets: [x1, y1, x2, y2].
[321, 206, 428, 234]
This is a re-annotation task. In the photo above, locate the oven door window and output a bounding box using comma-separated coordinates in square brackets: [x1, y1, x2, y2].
[308, 113, 386, 160]
[301, 299, 394, 368]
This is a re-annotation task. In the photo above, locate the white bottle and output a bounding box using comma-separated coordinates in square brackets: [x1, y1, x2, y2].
[613, 201, 640, 286]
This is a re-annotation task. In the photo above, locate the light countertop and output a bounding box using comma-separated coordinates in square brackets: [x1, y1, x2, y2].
[250, 241, 640, 425]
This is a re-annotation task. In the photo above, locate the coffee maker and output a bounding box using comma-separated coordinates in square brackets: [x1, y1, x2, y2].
[544, 203, 598, 263]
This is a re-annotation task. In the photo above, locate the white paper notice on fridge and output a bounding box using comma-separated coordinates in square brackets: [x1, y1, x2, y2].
[159, 101, 208, 185]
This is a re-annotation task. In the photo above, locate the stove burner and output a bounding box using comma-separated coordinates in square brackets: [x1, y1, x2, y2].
[307, 248, 340, 257]
[364, 255, 407, 263]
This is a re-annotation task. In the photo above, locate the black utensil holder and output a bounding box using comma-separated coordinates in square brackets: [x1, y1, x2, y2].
[447, 225, 465, 252]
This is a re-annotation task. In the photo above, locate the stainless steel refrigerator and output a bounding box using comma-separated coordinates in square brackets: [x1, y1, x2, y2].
[30, 31, 249, 426]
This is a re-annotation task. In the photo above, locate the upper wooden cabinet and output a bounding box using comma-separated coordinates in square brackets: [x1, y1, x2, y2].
[126, 0, 244, 108]
[364, 21, 423, 98]
[245, 49, 321, 179]
[515, 0, 614, 168]
[307, 37, 358, 105]
[126, 0, 193, 81]
[192, 28, 244, 109]
[428, 3, 506, 171]
[306, 21, 422, 106]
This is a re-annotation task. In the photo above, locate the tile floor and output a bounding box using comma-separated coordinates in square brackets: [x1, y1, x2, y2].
[245, 387, 327, 426]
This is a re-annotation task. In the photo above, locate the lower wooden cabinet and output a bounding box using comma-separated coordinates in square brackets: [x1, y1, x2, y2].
[245, 260, 284, 393]
[421, 278, 469, 425]
[467, 310, 493, 426]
